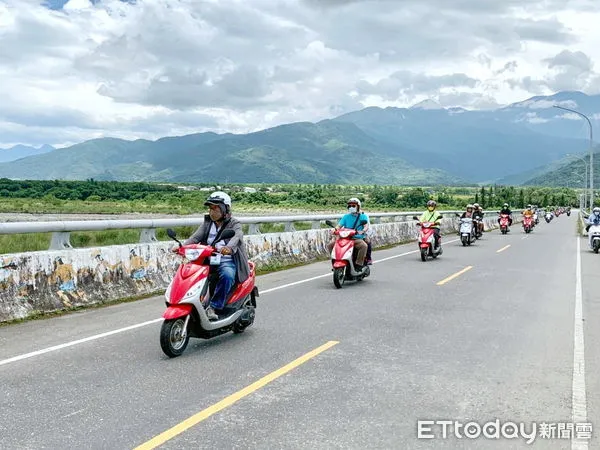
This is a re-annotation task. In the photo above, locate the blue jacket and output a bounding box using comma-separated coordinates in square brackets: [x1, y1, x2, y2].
[587, 214, 600, 225]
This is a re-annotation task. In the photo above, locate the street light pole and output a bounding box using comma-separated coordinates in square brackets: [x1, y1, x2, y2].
[567, 153, 589, 209]
[554, 105, 594, 207]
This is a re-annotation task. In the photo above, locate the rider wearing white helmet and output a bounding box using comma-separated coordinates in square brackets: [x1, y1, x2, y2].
[460, 204, 474, 219]
[586, 207, 600, 249]
[327, 197, 370, 271]
[174, 191, 249, 320]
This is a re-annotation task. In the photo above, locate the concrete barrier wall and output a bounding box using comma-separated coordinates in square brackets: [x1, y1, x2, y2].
[0, 216, 514, 322]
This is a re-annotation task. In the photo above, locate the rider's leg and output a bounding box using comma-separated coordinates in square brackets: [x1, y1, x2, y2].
[206, 259, 236, 319]
[353, 239, 368, 268]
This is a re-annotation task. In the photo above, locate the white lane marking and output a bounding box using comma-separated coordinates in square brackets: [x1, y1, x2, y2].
[260, 273, 331, 294]
[3, 240, 454, 366]
[0, 319, 162, 367]
[572, 237, 588, 450]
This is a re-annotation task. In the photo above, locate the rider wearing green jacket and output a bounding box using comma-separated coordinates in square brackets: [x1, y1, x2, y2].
[419, 200, 443, 249]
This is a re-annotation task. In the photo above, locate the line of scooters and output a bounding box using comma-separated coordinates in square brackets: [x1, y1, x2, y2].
[156, 209, 559, 358]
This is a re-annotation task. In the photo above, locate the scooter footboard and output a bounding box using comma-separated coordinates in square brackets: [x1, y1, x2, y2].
[163, 303, 193, 320]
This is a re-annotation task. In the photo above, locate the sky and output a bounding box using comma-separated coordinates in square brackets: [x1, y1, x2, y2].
[0, 0, 599, 148]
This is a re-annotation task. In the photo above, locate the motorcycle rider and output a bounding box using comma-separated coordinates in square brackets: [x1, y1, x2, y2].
[585, 207, 600, 248]
[460, 204, 474, 219]
[498, 203, 513, 228]
[172, 191, 250, 321]
[522, 205, 534, 219]
[419, 200, 442, 249]
[327, 198, 370, 272]
[473, 203, 484, 234]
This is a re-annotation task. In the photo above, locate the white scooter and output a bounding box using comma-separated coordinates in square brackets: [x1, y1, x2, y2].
[457, 215, 475, 246]
[588, 224, 600, 253]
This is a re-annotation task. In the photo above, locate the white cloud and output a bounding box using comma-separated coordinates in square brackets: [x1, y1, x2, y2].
[0, 0, 599, 146]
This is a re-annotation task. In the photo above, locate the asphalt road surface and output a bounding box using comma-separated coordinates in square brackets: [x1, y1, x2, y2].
[1, 213, 597, 449]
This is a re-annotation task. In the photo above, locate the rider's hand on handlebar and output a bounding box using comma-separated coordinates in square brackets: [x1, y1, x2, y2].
[220, 246, 233, 256]
[170, 244, 179, 253]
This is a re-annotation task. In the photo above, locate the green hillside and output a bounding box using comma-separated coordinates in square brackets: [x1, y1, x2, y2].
[0, 121, 465, 185]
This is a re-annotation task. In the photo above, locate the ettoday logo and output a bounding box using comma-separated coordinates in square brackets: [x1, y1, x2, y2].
[417, 420, 592, 444]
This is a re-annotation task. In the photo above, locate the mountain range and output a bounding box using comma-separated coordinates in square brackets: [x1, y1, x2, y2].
[0, 91, 598, 186]
[0, 144, 55, 163]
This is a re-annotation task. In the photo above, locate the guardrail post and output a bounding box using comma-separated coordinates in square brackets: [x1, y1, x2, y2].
[49, 232, 72, 250]
[248, 224, 261, 235]
[285, 222, 296, 232]
[140, 229, 157, 243]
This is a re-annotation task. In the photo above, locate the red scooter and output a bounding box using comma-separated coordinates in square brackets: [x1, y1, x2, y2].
[412, 215, 443, 262]
[498, 213, 511, 234]
[325, 219, 370, 288]
[522, 215, 534, 233]
[160, 228, 258, 358]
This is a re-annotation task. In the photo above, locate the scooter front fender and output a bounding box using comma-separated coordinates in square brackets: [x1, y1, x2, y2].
[333, 260, 347, 268]
[163, 303, 193, 320]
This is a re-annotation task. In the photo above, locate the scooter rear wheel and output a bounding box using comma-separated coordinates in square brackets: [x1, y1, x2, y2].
[333, 267, 345, 288]
[160, 318, 190, 358]
[233, 297, 256, 334]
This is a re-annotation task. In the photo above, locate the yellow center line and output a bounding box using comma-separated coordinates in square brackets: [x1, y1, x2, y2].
[133, 340, 340, 450]
[437, 266, 473, 286]
[497, 244, 511, 253]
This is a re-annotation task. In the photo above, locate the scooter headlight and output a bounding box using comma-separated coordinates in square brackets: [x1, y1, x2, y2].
[184, 249, 201, 261]
[339, 230, 352, 238]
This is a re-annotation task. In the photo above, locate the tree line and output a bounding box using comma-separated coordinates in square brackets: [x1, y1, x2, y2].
[0, 179, 579, 210]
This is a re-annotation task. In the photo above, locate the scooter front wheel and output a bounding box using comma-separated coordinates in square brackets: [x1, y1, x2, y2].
[333, 267, 345, 288]
[420, 248, 427, 261]
[160, 318, 190, 358]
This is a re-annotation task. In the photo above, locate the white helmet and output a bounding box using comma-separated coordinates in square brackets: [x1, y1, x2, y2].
[204, 191, 232, 209]
[594, 207, 600, 214]
[347, 197, 361, 207]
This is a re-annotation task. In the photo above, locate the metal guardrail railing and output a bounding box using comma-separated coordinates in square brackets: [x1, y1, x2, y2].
[0, 210, 471, 251]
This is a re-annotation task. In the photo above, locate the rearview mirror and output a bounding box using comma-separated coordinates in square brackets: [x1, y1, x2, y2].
[325, 220, 336, 228]
[167, 228, 177, 239]
[360, 220, 368, 225]
[412, 216, 419, 221]
[221, 229, 236, 240]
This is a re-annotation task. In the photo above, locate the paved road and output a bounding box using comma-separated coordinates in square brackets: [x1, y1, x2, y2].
[0, 213, 596, 449]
